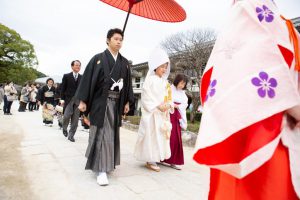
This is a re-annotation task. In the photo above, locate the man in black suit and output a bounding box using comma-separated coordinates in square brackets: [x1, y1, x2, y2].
[60, 60, 82, 142]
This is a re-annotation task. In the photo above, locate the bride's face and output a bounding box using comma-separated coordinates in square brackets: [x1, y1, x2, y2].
[155, 63, 168, 78]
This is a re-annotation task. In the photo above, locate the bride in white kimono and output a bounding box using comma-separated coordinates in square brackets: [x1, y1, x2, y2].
[134, 48, 173, 172]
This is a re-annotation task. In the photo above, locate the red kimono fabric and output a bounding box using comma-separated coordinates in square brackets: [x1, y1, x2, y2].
[208, 141, 298, 200]
[163, 103, 184, 165]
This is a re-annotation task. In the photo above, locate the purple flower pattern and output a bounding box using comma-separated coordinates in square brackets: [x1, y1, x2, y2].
[256, 5, 274, 23]
[205, 79, 217, 102]
[251, 71, 277, 98]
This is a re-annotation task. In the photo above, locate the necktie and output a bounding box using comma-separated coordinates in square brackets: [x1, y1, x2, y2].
[74, 74, 77, 81]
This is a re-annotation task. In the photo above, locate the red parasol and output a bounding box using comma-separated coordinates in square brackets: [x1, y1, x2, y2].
[100, 0, 186, 33]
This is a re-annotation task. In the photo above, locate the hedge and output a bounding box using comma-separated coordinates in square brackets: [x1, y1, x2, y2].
[186, 111, 202, 122]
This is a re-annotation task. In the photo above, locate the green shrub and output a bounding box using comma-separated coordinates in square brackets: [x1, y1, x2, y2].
[125, 115, 200, 133]
[187, 121, 200, 133]
[125, 115, 141, 125]
[186, 111, 202, 121]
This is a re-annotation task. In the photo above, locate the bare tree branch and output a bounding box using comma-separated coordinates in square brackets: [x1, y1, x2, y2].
[161, 28, 216, 123]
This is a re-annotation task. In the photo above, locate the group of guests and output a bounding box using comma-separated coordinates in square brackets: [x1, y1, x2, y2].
[0, 81, 57, 115]
[18, 83, 39, 112]
[0, 60, 84, 144]
[34, 60, 83, 144]
[0, 80, 62, 131]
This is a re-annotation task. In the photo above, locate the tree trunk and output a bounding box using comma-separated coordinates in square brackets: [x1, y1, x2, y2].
[190, 93, 200, 123]
[190, 110, 195, 123]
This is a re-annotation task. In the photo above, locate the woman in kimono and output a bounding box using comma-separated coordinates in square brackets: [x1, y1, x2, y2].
[162, 74, 188, 170]
[38, 78, 56, 126]
[193, 0, 300, 199]
[134, 48, 173, 172]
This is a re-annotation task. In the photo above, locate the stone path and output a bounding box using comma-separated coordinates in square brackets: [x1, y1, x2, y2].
[0, 103, 209, 200]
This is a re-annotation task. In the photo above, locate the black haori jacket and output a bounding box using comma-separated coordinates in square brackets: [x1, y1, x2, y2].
[75, 49, 134, 128]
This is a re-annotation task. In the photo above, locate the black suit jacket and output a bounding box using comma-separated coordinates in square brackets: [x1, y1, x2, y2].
[60, 72, 82, 106]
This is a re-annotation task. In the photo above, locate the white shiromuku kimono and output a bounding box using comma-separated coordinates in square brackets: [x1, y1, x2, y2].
[171, 84, 188, 130]
[134, 48, 172, 162]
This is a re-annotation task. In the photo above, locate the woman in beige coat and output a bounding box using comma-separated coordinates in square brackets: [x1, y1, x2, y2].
[3, 81, 17, 115]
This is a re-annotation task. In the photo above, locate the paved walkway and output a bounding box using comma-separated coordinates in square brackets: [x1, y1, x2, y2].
[0, 103, 209, 200]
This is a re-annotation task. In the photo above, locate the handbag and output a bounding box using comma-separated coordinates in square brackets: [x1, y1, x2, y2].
[7, 95, 16, 101]
[160, 82, 173, 139]
[160, 111, 172, 139]
[55, 105, 63, 113]
[21, 95, 29, 103]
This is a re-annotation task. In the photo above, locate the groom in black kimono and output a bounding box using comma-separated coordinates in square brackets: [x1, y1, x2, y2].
[75, 28, 134, 186]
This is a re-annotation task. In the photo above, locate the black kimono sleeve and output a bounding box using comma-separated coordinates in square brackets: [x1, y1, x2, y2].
[36, 88, 43, 103]
[126, 66, 134, 106]
[38, 86, 46, 105]
[74, 55, 97, 113]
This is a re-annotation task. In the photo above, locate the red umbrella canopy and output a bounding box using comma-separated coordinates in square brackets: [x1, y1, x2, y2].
[100, 0, 186, 23]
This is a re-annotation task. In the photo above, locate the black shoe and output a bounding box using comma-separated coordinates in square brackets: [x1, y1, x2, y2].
[63, 130, 68, 137]
[68, 136, 75, 142]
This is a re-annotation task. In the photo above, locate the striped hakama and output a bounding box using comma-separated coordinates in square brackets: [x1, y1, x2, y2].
[85, 91, 120, 173]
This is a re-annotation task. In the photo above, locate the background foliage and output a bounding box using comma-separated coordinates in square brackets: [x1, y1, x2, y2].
[0, 23, 45, 84]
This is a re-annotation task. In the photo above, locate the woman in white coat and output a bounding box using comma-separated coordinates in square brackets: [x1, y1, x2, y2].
[134, 48, 173, 172]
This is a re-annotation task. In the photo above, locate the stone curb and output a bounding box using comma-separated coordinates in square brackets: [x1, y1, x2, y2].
[122, 121, 197, 147]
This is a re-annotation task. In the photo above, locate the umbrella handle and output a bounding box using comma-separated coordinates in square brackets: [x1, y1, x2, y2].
[123, 0, 144, 34]
[122, 4, 133, 34]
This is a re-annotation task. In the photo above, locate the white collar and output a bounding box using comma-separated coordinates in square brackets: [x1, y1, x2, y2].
[113, 53, 118, 61]
[108, 49, 118, 61]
